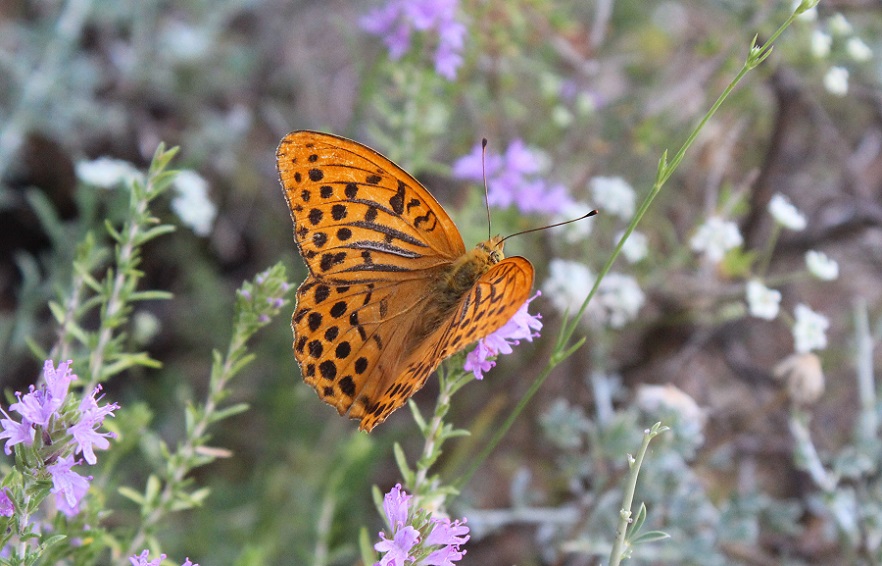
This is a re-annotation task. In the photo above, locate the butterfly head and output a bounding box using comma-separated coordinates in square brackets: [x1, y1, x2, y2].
[477, 235, 505, 266]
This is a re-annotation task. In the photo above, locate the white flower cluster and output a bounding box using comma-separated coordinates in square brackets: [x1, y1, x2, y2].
[805, 250, 839, 280]
[589, 176, 635, 221]
[542, 259, 644, 329]
[768, 193, 807, 230]
[76, 157, 142, 189]
[746, 280, 781, 320]
[799, 7, 875, 97]
[690, 216, 743, 263]
[792, 303, 830, 353]
[171, 170, 217, 237]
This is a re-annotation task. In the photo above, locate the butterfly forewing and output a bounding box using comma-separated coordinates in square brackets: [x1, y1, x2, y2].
[277, 131, 466, 283]
[351, 257, 535, 431]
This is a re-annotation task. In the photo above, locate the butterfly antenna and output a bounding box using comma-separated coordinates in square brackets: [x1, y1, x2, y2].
[501, 210, 599, 243]
[482, 138, 492, 240]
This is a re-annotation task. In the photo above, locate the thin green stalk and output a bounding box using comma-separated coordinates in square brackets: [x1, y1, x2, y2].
[608, 424, 667, 566]
[456, 7, 806, 489]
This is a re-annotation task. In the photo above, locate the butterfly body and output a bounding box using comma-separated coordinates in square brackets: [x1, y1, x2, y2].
[277, 131, 533, 431]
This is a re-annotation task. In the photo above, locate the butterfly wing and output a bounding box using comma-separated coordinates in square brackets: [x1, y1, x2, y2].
[350, 256, 535, 431]
[292, 274, 445, 420]
[277, 130, 466, 283]
[278, 130, 470, 427]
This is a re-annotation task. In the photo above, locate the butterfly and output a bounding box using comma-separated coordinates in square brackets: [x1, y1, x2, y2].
[276, 131, 534, 431]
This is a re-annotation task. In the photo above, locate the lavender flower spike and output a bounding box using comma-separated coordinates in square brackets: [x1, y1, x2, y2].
[464, 292, 543, 380]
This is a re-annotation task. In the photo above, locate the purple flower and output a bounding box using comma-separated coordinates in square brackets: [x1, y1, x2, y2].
[464, 292, 542, 380]
[44, 359, 77, 400]
[6, 360, 76, 428]
[424, 544, 466, 566]
[425, 517, 469, 547]
[361, 0, 466, 80]
[452, 142, 573, 215]
[130, 551, 167, 566]
[0, 488, 13, 517]
[374, 525, 420, 566]
[0, 409, 34, 454]
[68, 385, 119, 465]
[47, 454, 91, 517]
[382, 483, 411, 529]
[374, 484, 470, 566]
[425, 517, 469, 564]
[130, 551, 197, 566]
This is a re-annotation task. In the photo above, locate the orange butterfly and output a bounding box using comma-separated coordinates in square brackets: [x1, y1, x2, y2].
[276, 131, 534, 431]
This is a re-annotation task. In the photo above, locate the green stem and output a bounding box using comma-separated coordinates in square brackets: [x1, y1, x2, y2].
[609, 423, 666, 566]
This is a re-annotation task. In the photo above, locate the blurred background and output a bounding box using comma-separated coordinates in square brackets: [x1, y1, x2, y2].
[2, 0, 882, 564]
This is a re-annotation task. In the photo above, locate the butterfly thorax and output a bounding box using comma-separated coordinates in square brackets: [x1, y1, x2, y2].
[416, 236, 505, 332]
[444, 236, 504, 295]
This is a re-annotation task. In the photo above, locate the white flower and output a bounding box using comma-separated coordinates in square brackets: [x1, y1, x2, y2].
[792, 303, 830, 353]
[805, 250, 839, 280]
[636, 384, 707, 430]
[746, 280, 781, 320]
[811, 30, 832, 58]
[593, 272, 645, 328]
[690, 216, 743, 263]
[552, 202, 594, 244]
[846, 37, 872, 62]
[589, 176, 635, 220]
[171, 170, 216, 236]
[768, 193, 807, 230]
[824, 66, 849, 97]
[543, 259, 594, 315]
[616, 230, 648, 263]
[76, 157, 141, 189]
[793, 0, 817, 21]
[827, 13, 852, 35]
[161, 20, 212, 63]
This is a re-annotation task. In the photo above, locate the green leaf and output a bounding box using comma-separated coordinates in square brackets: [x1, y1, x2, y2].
[626, 502, 648, 538]
[136, 224, 176, 245]
[145, 474, 162, 507]
[209, 402, 251, 423]
[408, 399, 427, 432]
[393, 443, 414, 486]
[359, 526, 377, 566]
[129, 290, 174, 301]
[38, 534, 67, 551]
[117, 486, 146, 505]
[630, 530, 671, 545]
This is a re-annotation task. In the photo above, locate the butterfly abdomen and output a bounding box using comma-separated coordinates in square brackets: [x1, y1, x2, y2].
[407, 238, 505, 351]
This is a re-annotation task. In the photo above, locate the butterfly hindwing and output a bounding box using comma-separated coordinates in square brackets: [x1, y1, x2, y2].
[277, 131, 466, 283]
[292, 269, 447, 419]
[350, 256, 535, 431]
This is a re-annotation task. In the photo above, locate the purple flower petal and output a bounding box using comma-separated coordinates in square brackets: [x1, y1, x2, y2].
[383, 483, 411, 529]
[48, 454, 91, 517]
[374, 525, 420, 565]
[0, 488, 13, 517]
[129, 550, 167, 566]
[0, 409, 34, 454]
